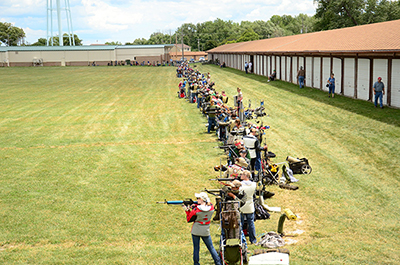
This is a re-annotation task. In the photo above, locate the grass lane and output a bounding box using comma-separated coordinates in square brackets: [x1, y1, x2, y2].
[0, 65, 399, 264]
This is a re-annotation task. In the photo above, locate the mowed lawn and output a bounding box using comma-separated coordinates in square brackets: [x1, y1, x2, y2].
[0, 65, 399, 265]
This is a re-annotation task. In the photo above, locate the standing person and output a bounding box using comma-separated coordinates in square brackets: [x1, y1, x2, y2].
[221, 91, 228, 104]
[236, 87, 243, 104]
[236, 87, 243, 120]
[327, 73, 335, 98]
[248, 62, 252, 73]
[219, 180, 248, 248]
[240, 170, 257, 244]
[244, 61, 248, 74]
[373, 77, 385, 108]
[184, 192, 222, 265]
[207, 101, 217, 134]
[297, 66, 305, 88]
[243, 128, 267, 173]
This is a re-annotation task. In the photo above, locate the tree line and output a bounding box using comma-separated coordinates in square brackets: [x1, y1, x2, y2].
[1, 1, 399, 48]
[128, 0, 400, 50]
[127, 15, 315, 51]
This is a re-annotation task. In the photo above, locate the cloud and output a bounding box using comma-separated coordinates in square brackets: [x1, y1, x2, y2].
[0, 0, 46, 17]
[22, 27, 46, 44]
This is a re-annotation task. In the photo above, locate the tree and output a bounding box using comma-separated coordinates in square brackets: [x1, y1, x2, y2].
[362, 0, 400, 24]
[31, 38, 47, 46]
[314, 0, 364, 30]
[251, 20, 282, 39]
[105, 41, 122, 45]
[204, 40, 219, 51]
[176, 23, 198, 50]
[237, 28, 260, 43]
[126, 38, 148, 45]
[44, 34, 82, 46]
[0, 22, 26, 46]
[147, 32, 171, 45]
[314, 0, 400, 30]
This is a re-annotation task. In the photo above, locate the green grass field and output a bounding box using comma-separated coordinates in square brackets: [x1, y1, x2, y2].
[0, 65, 399, 265]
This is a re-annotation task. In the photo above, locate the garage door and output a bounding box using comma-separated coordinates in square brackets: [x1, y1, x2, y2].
[271, 56, 276, 75]
[281, 56, 286, 81]
[357, 59, 370, 101]
[275, 56, 280, 79]
[373, 59, 388, 105]
[286, 56, 291, 82]
[322, 57, 331, 92]
[314, 57, 321, 89]
[333, 58, 342, 94]
[391, 59, 400, 108]
[292, 56, 298, 85]
[343, 58, 355, 97]
[263, 56, 266, 76]
[305, 57, 312, 87]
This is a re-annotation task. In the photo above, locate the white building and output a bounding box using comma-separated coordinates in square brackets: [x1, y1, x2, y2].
[0, 44, 174, 67]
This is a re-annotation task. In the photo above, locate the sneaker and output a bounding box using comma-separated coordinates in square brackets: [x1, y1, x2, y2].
[267, 80, 270, 82]
[380, 106, 384, 109]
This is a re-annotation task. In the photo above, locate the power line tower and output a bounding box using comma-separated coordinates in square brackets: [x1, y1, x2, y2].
[46, 0, 75, 46]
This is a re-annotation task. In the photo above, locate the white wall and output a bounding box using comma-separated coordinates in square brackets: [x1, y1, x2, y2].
[314, 57, 321, 89]
[357, 59, 370, 101]
[305, 57, 312, 86]
[343, 58, 355, 97]
[373, 59, 388, 105]
[286, 56, 291, 82]
[333, 58, 342, 93]
[392, 59, 400, 108]
[322, 58, 331, 92]
[292, 56, 298, 85]
[271, 56, 275, 75]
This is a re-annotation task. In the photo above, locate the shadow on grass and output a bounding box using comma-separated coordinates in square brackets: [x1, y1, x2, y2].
[208, 64, 400, 128]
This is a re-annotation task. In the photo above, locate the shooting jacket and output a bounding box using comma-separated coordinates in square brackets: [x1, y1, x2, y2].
[243, 134, 259, 159]
[224, 164, 245, 179]
[240, 181, 256, 214]
[186, 204, 215, 237]
[222, 187, 247, 208]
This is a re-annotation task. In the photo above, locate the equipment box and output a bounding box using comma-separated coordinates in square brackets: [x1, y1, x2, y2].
[248, 252, 289, 265]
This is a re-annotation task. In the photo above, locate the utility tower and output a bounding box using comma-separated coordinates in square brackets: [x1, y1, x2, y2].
[46, 0, 75, 46]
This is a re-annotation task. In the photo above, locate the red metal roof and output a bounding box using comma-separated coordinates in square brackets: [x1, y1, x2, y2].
[208, 19, 400, 54]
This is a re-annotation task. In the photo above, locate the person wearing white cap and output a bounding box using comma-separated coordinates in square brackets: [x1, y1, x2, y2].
[184, 192, 221, 265]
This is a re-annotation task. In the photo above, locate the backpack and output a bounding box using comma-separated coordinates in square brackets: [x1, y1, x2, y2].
[254, 203, 270, 220]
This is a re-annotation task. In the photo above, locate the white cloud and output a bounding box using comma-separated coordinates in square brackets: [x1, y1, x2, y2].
[23, 27, 46, 44]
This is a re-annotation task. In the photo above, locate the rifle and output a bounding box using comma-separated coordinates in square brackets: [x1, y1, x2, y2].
[209, 178, 235, 181]
[203, 188, 224, 198]
[156, 199, 198, 207]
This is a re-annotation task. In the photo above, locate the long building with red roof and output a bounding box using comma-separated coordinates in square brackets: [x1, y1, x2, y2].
[207, 19, 400, 108]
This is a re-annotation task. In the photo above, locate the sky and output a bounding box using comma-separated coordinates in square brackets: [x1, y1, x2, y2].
[0, 0, 317, 45]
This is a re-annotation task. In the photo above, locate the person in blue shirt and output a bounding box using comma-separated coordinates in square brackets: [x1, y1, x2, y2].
[373, 77, 385, 108]
[327, 73, 335, 98]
